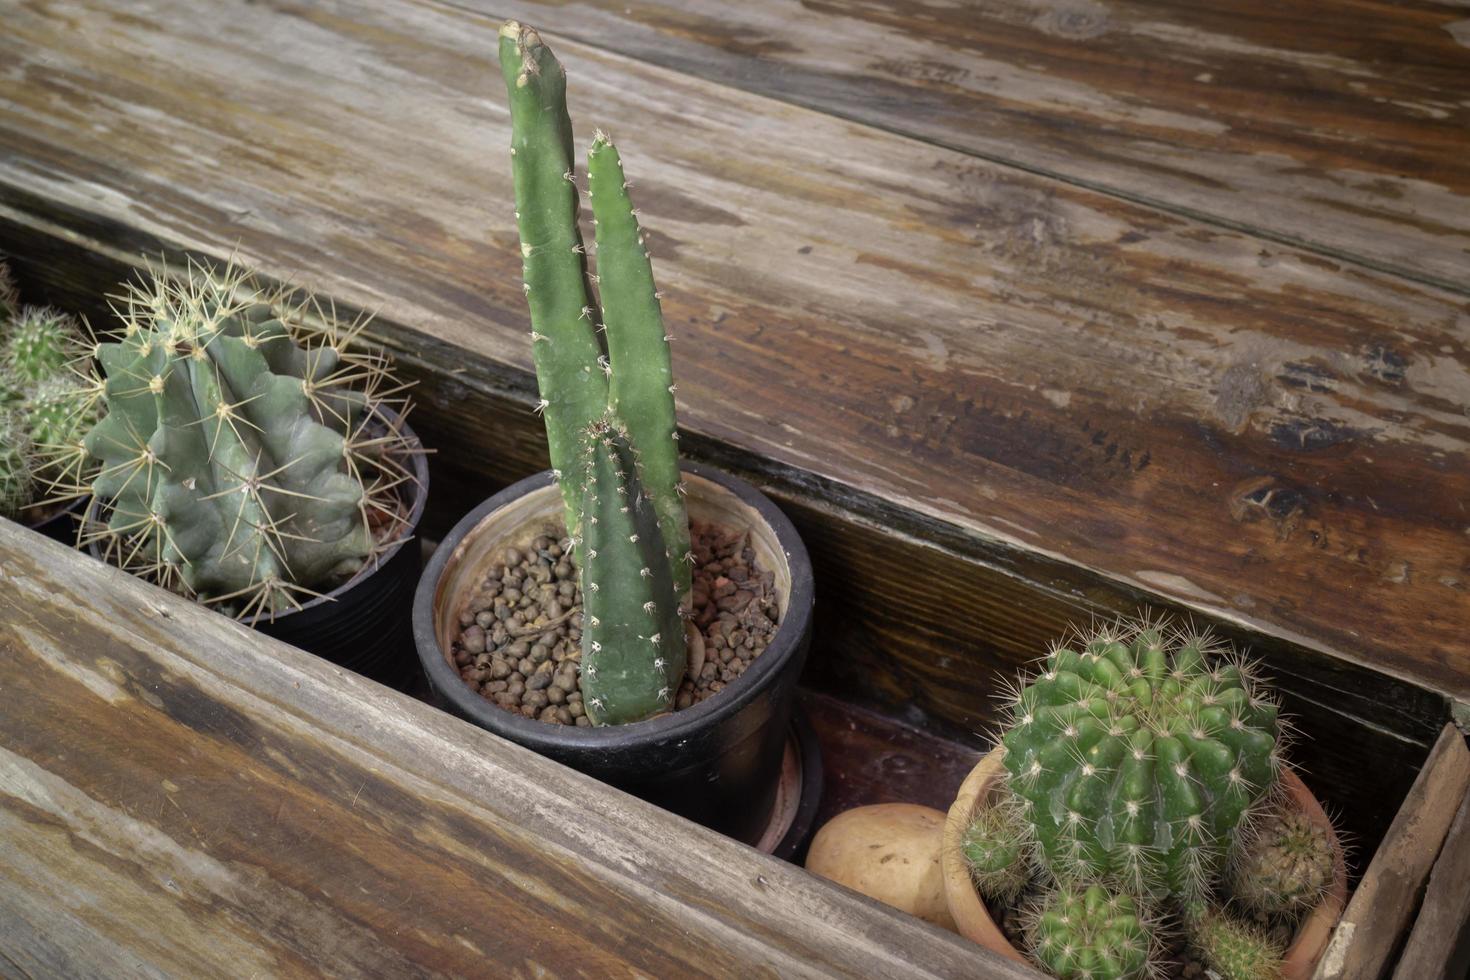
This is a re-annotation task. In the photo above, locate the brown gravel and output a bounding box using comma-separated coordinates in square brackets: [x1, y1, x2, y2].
[448, 519, 781, 725]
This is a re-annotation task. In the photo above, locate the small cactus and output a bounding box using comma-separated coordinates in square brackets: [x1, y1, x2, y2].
[0, 411, 34, 518]
[0, 260, 18, 322]
[498, 22, 691, 723]
[1001, 619, 1280, 900]
[962, 790, 1034, 904]
[1230, 804, 1335, 917]
[75, 259, 415, 619]
[1186, 903, 1284, 980]
[1026, 882, 1158, 980]
[22, 372, 100, 484]
[4, 306, 79, 385]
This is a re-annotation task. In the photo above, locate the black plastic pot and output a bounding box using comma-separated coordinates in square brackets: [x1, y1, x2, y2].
[87, 408, 428, 689]
[20, 496, 84, 545]
[414, 463, 814, 845]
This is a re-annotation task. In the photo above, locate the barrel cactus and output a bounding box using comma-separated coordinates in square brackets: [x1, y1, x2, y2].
[76, 259, 416, 620]
[1001, 620, 1281, 900]
[1185, 903, 1284, 980]
[0, 411, 33, 517]
[498, 21, 690, 724]
[1229, 805, 1335, 916]
[4, 306, 79, 385]
[1026, 882, 1159, 980]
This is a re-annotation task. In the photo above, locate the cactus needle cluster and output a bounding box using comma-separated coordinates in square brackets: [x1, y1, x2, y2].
[0, 259, 96, 521]
[498, 22, 690, 724]
[72, 258, 416, 620]
[961, 617, 1337, 980]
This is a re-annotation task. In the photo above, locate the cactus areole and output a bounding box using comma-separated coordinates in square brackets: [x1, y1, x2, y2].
[1001, 623, 1280, 900]
[498, 21, 693, 725]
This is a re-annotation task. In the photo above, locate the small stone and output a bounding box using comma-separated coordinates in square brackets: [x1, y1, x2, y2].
[568, 700, 585, 718]
[533, 535, 552, 552]
[555, 707, 573, 725]
[518, 657, 534, 675]
[503, 547, 522, 565]
[538, 705, 560, 723]
[530, 643, 551, 664]
[458, 610, 475, 627]
[462, 625, 486, 654]
[475, 610, 495, 629]
[453, 650, 471, 667]
[547, 686, 566, 704]
[485, 680, 508, 694]
[506, 679, 525, 698]
[575, 715, 592, 727]
[524, 690, 549, 709]
[490, 659, 511, 680]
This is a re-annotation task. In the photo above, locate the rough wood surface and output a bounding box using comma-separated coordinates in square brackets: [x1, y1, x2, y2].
[1394, 771, 1470, 980]
[1314, 723, 1470, 980]
[481, 0, 1470, 292]
[0, 519, 1022, 979]
[2, 0, 1466, 704]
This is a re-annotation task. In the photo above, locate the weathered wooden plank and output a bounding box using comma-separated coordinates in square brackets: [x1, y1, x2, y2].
[0, 518, 1022, 978]
[1315, 723, 1470, 980]
[480, 0, 1470, 292]
[1394, 770, 1470, 980]
[1, 1, 1466, 707]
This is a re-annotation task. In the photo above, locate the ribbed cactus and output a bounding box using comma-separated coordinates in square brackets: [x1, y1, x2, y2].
[498, 21, 691, 724]
[4, 306, 78, 384]
[1001, 621, 1281, 900]
[1230, 805, 1335, 916]
[1185, 903, 1283, 980]
[1026, 882, 1157, 980]
[76, 259, 415, 619]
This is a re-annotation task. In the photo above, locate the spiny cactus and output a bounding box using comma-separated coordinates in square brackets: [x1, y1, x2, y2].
[499, 21, 691, 724]
[76, 259, 415, 620]
[0, 260, 18, 322]
[23, 372, 100, 483]
[576, 418, 686, 723]
[0, 411, 34, 517]
[1026, 882, 1159, 980]
[1186, 903, 1284, 980]
[962, 789, 1034, 904]
[1000, 620, 1281, 900]
[1230, 804, 1335, 917]
[4, 306, 79, 385]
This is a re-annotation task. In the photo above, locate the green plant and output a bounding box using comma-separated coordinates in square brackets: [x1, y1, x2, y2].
[1185, 903, 1283, 980]
[497, 21, 689, 724]
[999, 620, 1280, 900]
[4, 306, 79, 385]
[962, 789, 1033, 904]
[0, 411, 33, 517]
[1229, 804, 1335, 916]
[1026, 882, 1158, 980]
[76, 259, 415, 620]
[0, 260, 18, 323]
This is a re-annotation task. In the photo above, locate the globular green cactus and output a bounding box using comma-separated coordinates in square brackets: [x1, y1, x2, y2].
[4, 306, 79, 385]
[576, 418, 686, 724]
[76, 259, 415, 619]
[23, 372, 100, 484]
[1026, 882, 1158, 980]
[1001, 621, 1281, 900]
[1230, 804, 1335, 917]
[1186, 903, 1284, 980]
[0, 411, 35, 518]
[499, 21, 692, 725]
[963, 790, 1034, 904]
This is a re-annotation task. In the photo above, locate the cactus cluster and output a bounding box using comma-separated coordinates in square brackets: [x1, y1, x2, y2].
[498, 22, 690, 724]
[961, 618, 1335, 980]
[72, 258, 416, 620]
[1027, 883, 1156, 980]
[0, 259, 97, 521]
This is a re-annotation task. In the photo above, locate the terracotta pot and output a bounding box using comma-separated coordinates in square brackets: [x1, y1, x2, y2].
[940, 748, 1349, 978]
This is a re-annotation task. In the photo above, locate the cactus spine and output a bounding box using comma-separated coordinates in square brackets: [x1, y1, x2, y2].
[499, 22, 690, 724]
[77, 260, 414, 619]
[1229, 805, 1335, 916]
[962, 790, 1033, 904]
[1001, 621, 1280, 900]
[0, 411, 33, 516]
[1185, 903, 1284, 980]
[4, 307, 78, 384]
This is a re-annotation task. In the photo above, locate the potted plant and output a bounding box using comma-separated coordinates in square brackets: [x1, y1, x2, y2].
[0, 259, 95, 542]
[941, 618, 1346, 979]
[71, 257, 428, 687]
[412, 22, 815, 846]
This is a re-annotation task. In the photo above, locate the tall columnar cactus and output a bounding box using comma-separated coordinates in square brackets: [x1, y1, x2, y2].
[1000, 621, 1281, 900]
[1026, 882, 1157, 980]
[77, 260, 414, 619]
[499, 21, 691, 724]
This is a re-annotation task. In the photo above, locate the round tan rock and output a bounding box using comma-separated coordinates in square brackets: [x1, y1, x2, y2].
[805, 803, 956, 932]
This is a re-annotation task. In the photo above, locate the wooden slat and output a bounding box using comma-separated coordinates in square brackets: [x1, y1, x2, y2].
[481, 0, 1470, 292]
[3, 205, 1443, 868]
[0, 519, 1020, 978]
[1394, 768, 1470, 980]
[1314, 723, 1470, 980]
[2, 1, 1467, 702]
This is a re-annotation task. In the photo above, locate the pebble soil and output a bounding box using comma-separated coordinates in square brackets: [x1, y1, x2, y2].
[450, 520, 781, 725]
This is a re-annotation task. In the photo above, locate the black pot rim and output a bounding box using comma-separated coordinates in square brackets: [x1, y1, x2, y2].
[84, 404, 428, 626]
[413, 461, 814, 750]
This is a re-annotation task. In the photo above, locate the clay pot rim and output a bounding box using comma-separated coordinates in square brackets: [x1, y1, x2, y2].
[940, 747, 1349, 978]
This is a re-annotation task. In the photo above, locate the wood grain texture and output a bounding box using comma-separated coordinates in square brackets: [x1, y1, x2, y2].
[1, 4, 1467, 695]
[480, 0, 1470, 292]
[1315, 724, 1470, 980]
[1394, 774, 1470, 980]
[0, 519, 1022, 979]
[2, 199, 1445, 868]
